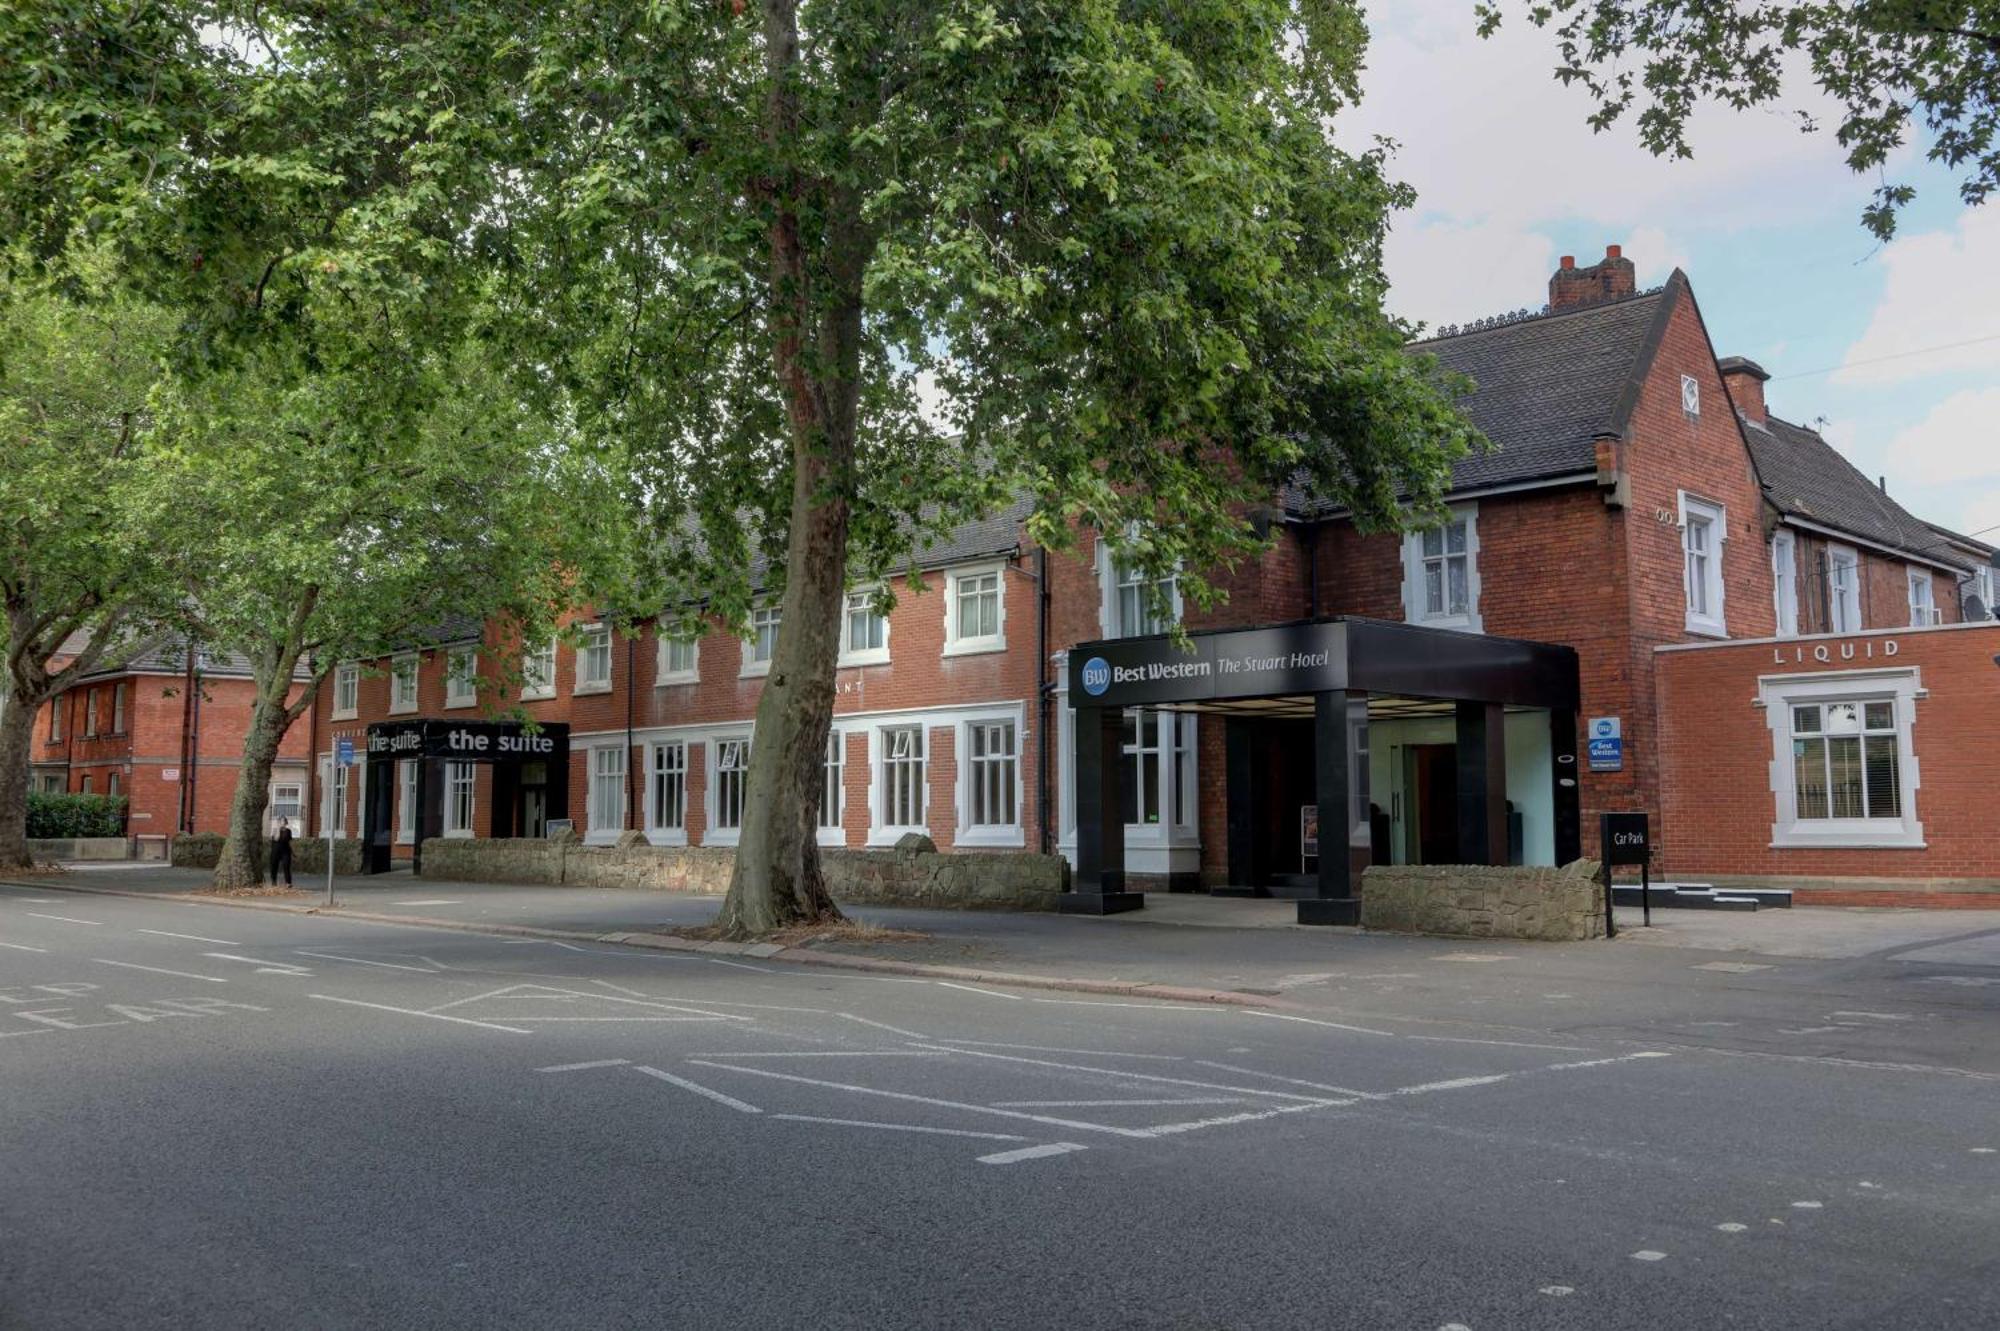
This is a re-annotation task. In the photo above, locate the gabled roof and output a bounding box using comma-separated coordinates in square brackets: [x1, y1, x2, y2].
[1287, 280, 1678, 515]
[70, 633, 317, 684]
[1746, 415, 1972, 573]
[1925, 520, 1998, 566]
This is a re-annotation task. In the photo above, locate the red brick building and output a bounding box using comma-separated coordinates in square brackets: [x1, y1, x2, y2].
[231, 247, 2000, 905]
[28, 638, 314, 854]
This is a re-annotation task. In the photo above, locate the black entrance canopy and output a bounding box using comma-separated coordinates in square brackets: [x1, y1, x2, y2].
[360, 719, 570, 874]
[1066, 616, 1581, 925]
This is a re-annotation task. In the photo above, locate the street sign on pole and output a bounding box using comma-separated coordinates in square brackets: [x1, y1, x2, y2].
[326, 738, 355, 906]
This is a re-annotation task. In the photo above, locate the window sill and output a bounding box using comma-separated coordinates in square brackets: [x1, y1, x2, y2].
[655, 673, 699, 688]
[1771, 824, 1925, 850]
[387, 704, 418, 716]
[1409, 615, 1482, 634]
[444, 697, 476, 711]
[520, 689, 557, 702]
[957, 827, 1026, 849]
[866, 828, 931, 848]
[837, 653, 891, 669]
[817, 827, 847, 847]
[1684, 616, 1729, 639]
[573, 683, 612, 697]
[704, 828, 742, 847]
[442, 828, 475, 840]
[941, 639, 1006, 659]
[645, 828, 688, 847]
[583, 829, 622, 846]
[738, 663, 773, 680]
[331, 710, 358, 723]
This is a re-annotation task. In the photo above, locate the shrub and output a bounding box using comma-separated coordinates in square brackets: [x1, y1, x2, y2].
[26, 792, 128, 839]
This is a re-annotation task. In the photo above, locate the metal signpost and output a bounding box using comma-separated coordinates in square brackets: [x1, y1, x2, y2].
[1601, 811, 1651, 932]
[328, 737, 355, 906]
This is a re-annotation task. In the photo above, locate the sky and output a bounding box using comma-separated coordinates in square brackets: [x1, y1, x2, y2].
[1346, 3, 2000, 549]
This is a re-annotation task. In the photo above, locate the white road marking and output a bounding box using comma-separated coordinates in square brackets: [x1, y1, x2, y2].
[978, 1143, 1089, 1166]
[0, 941, 48, 952]
[294, 951, 435, 973]
[1972, 1147, 1997, 1154]
[631, 1064, 762, 1114]
[1791, 1201, 1823, 1209]
[537, 1060, 631, 1073]
[1409, 1035, 1591, 1052]
[390, 899, 463, 907]
[706, 959, 773, 973]
[770, 1114, 1026, 1142]
[1830, 1011, 1913, 1021]
[25, 914, 100, 926]
[684, 1061, 1149, 1139]
[1539, 1286, 1575, 1296]
[935, 981, 1025, 1001]
[1691, 961, 1773, 973]
[1660, 1044, 2000, 1083]
[503, 1016, 731, 1022]
[1244, 1010, 1395, 1037]
[1541, 1052, 1673, 1072]
[308, 994, 531, 1034]
[994, 1098, 1245, 1108]
[932, 1039, 1182, 1061]
[1631, 1251, 1667, 1261]
[837, 1013, 932, 1039]
[915, 1044, 1345, 1104]
[679, 1050, 946, 1059]
[1192, 1062, 1379, 1100]
[92, 958, 229, 983]
[1715, 1223, 1748, 1233]
[1027, 997, 1213, 1011]
[1135, 1102, 1352, 1138]
[1392, 1075, 1512, 1096]
[432, 982, 748, 1021]
[203, 953, 312, 975]
[138, 929, 240, 946]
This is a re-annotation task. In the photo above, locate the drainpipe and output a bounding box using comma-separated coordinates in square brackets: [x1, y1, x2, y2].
[1036, 545, 1052, 855]
[626, 633, 638, 831]
[304, 658, 320, 840]
[176, 641, 197, 833]
[185, 654, 202, 835]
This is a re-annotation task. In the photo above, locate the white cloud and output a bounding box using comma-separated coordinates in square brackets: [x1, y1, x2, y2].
[1383, 219, 1555, 330]
[1878, 388, 2000, 488]
[1834, 208, 2000, 385]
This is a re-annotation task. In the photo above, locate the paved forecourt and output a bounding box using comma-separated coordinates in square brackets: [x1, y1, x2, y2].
[1, 882, 1994, 1330]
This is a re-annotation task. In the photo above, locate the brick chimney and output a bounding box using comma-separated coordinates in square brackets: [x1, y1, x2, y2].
[1549, 244, 1638, 311]
[1717, 356, 1769, 426]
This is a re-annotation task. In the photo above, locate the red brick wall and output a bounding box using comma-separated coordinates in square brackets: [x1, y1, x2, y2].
[1655, 624, 2000, 899]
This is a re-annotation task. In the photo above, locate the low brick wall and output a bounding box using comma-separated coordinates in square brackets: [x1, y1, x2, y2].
[168, 833, 362, 876]
[27, 837, 130, 862]
[416, 837, 1063, 911]
[1361, 861, 1606, 941]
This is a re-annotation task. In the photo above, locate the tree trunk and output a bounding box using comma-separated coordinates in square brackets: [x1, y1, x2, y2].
[0, 692, 40, 870]
[210, 681, 293, 889]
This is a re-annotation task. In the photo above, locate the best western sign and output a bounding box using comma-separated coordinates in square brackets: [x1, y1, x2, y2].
[1072, 623, 1347, 707]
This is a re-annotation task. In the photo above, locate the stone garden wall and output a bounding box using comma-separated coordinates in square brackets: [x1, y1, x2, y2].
[1360, 861, 1606, 941]
[168, 833, 364, 876]
[417, 835, 1064, 912]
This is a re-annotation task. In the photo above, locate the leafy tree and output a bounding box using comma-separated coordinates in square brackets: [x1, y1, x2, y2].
[1477, 1, 2000, 240]
[501, 0, 1480, 936]
[0, 274, 174, 869]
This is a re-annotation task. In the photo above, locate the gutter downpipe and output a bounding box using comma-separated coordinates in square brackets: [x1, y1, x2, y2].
[626, 634, 638, 832]
[176, 642, 197, 834]
[1036, 545, 1052, 856]
[185, 655, 202, 835]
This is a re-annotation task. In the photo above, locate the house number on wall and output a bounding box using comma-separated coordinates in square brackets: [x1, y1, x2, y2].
[1654, 507, 1677, 525]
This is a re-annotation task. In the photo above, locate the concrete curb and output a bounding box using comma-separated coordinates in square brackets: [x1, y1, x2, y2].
[1, 878, 1286, 1010]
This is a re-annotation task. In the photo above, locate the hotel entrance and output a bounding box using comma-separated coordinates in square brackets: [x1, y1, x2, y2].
[1067, 617, 1580, 925]
[360, 719, 570, 873]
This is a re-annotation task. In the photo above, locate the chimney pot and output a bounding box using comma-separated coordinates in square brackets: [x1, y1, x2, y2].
[1549, 246, 1637, 311]
[1560, 256, 1575, 270]
[1605, 244, 1622, 260]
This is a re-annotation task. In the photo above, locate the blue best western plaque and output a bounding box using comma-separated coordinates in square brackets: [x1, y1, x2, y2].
[335, 736, 355, 767]
[1586, 715, 1622, 772]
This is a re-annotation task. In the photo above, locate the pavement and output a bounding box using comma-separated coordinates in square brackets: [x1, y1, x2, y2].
[3, 867, 1997, 1329]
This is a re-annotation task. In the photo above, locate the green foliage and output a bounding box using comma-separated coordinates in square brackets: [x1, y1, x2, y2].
[26, 792, 128, 839]
[1477, 1, 2000, 241]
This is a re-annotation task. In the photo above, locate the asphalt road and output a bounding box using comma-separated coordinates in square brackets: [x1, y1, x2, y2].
[2, 882, 1995, 1330]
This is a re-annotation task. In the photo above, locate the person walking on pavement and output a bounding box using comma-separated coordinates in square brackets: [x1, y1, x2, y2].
[269, 823, 294, 887]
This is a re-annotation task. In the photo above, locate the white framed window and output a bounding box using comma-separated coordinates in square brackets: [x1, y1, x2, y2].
[875, 725, 928, 836]
[576, 623, 613, 694]
[83, 689, 99, 737]
[1110, 709, 1197, 833]
[521, 638, 557, 700]
[818, 731, 845, 842]
[106, 771, 120, 800]
[1977, 564, 1997, 618]
[961, 719, 1020, 842]
[742, 607, 781, 677]
[397, 760, 416, 842]
[1680, 373, 1700, 419]
[443, 760, 476, 837]
[1827, 545, 1861, 633]
[333, 663, 359, 719]
[48, 697, 61, 742]
[587, 745, 627, 841]
[709, 737, 752, 842]
[1907, 569, 1939, 627]
[79, 773, 92, 794]
[1101, 547, 1181, 638]
[656, 627, 699, 684]
[1679, 492, 1728, 637]
[445, 648, 478, 708]
[1760, 669, 1923, 849]
[389, 653, 419, 714]
[944, 564, 1007, 656]
[839, 590, 890, 667]
[329, 761, 350, 838]
[647, 741, 688, 843]
[1771, 530, 1799, 638]
[1401, 505, 1482, 631]
[112, 682, 127, 733]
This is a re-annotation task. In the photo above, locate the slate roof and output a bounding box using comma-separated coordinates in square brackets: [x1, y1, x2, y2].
[1746, 415, 1973, 572]
[743, 492, 1034, 591]
[1286, 283, 1674, 515]
[70, 632, 316, 683]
